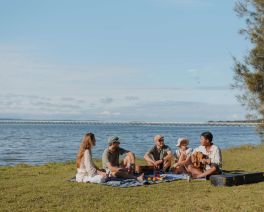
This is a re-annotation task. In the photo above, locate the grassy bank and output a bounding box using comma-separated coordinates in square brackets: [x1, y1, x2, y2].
[1, 145, 264, 212]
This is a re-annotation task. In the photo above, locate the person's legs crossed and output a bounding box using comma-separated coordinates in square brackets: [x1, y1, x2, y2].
[187, 165, 204, 178]
[172, 165, 187, 174]
[111, 170, 144, 182]
[196, 165, 217, 179]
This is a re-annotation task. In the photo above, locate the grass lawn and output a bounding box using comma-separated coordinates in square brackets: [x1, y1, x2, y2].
[1, 145, 264, 212]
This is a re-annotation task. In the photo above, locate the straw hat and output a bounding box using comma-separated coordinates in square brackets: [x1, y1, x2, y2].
[176, 137, 189, 147]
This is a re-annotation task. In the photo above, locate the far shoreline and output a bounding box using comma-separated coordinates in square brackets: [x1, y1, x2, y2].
[0, 119, 263, 126]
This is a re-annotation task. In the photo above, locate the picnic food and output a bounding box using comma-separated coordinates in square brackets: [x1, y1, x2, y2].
[146, 174, 167, 182]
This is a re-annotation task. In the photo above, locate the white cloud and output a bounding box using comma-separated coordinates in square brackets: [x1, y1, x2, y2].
[104, 101, 247, 122]
[0, 44, 246, 121]
[97, 111, 121, 116]
[100, 97, 115, 104]
[125, 96, 140, 101]
[0, 91, 247, 121]
[0, 44, 143, 97]
[186, 69, 198, 73]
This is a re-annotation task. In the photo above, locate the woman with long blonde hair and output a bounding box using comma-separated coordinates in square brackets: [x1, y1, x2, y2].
[76, 132, 107, 183]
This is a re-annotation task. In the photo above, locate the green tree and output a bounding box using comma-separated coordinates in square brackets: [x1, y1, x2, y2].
[232, 0, 264, 121]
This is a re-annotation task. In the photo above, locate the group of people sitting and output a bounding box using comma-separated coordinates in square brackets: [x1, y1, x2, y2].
[75, 131, 222, 184]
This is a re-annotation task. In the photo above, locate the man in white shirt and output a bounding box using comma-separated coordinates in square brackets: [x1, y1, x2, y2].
[188, 131, 222, 179]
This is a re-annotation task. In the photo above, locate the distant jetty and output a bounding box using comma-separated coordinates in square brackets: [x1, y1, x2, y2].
[0, 119, 262, 126]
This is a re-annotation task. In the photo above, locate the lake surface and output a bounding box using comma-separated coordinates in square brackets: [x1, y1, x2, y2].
[0, 122, 262, 166]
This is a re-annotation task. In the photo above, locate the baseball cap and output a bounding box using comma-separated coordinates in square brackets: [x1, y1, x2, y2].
[154, 135, 164, 142]
[108, 136, 121, 145]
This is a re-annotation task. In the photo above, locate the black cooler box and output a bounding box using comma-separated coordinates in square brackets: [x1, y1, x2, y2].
[210, 172, 264, 186]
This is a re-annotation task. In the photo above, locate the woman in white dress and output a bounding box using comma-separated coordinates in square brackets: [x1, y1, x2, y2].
[76, 132, 107, 183]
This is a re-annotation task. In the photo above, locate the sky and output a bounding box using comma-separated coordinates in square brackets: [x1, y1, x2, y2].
[0, 0, 251, 122]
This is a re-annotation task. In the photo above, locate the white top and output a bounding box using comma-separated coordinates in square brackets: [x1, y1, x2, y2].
[76, 149, 97, 178]
[174, 148, 192, 160]
[193, 145, 222, 169]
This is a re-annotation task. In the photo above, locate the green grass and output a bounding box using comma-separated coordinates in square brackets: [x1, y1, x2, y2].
[1, 145, 264, 212]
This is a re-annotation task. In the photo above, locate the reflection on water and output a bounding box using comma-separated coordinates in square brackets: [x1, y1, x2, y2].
[0, 123, 262, 166]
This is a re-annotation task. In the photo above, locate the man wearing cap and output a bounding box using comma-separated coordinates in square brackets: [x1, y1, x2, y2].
[102, 136, 144, 182]
[144, 135, 173, 172]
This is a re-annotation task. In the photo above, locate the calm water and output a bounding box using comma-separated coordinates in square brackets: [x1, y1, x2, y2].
[0, 123, 262, 166]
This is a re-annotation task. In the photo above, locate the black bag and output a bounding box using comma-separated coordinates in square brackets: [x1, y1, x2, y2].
[210, 172, 264, 186]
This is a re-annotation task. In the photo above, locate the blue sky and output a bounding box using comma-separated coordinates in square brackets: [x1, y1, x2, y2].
[0, 0, 250, 121]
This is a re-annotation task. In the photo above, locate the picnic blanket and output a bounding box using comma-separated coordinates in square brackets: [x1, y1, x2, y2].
[69, 173, 206, 188]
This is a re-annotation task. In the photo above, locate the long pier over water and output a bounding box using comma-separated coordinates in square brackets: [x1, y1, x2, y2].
[0, 120, 261, 126]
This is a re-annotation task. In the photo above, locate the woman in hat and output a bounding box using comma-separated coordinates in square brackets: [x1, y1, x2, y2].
[76, 132, 108, 183]
[172, 138, 192, 174]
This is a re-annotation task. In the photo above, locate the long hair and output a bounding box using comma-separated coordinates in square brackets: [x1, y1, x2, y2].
[76, 132, 95, 168]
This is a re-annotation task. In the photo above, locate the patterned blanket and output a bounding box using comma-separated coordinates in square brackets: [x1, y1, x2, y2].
[69, 173, 206, 188]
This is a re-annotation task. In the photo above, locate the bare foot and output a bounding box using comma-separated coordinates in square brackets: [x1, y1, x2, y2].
[136, 173, 144, 182]
[195, 174, 205, 179]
